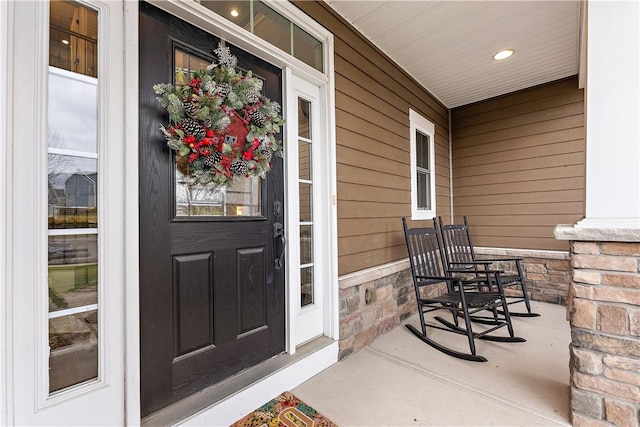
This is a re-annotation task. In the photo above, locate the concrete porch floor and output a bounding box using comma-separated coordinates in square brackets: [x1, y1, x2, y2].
[292, 301, 571, 426]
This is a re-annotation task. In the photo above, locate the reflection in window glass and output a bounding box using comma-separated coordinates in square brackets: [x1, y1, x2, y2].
[200, 1, 251, 30]
[49, 0, 98, 77]
[301, 267, 313, 306]
[49, 311, 98, 393]
[48, 69, 98, 152]
[175, 171, 262, 217]
[48, 0, 99, 394]
[298, 141, 311, 181]
[293, 24, 323, 73]
[300, 225, 312, 265]
[253, 1, 290, 54]
[200, 0, 323, 72]
[48, 155, 97, 229]
[48, 234, 98, 314]
[299, 182, 312, 222]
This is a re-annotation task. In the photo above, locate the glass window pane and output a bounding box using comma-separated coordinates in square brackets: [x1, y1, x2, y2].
[417, 171, 431, 210]
[200, 1, 251, 30]
[49, 234, 98, 313]
[253, 1, 290, 54]
[49, 68, 97, 152]
[300, 225, 313, 265]
[298, 140, 311, 181]
[49, 0, 98, 77]
[176, 174, 262, 217]
[49, 310, 98, 393]
[174, 48, 210, 81]
[298, 98, 311, 139]
[48, 154, 98, 229]
[293, 24, 323, 72]
[299, 182, 312, 222]
[416, 131, 429, 169]
[301, 266, 313, 307]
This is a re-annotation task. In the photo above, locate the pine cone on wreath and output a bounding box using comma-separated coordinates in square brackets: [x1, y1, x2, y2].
[246, 90, 260, 104]
[229, 159, 250, 176]
[258, 145, 272, 159]
[204, 151, 223, 168]
[181, 118, 206, 140]
[250, 111, 266, 127]
[216, 82, 233, 98]
[183, 100, 199, 118]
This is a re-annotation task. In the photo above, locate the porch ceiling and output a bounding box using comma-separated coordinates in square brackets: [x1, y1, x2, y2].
[324, 0, 582, 108]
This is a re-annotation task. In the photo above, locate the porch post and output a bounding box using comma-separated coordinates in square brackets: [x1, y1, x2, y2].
[578, 0, 640, 230]
[555, 1, 640, 425]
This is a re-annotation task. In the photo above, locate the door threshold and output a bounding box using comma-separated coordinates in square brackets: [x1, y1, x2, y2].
[141, 336, 337, 426]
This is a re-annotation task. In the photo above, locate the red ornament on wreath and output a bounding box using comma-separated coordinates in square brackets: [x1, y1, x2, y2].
[223, 110, 249, 147]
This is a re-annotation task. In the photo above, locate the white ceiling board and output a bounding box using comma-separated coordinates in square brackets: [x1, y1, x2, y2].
[325, 0, 581, 108]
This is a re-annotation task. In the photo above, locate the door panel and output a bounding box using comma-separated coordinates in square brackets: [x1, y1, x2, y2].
[139, 3, 285, 416]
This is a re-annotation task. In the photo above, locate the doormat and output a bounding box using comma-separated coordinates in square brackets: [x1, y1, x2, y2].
[231, 391, 337, 427]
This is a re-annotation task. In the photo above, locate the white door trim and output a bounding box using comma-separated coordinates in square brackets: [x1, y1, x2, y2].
[123, 1, 141, 424]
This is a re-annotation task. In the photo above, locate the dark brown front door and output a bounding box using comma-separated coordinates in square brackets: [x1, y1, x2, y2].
[139, 3, 285, 416]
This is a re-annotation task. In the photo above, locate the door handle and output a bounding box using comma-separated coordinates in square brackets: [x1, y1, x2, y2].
[273, 222, 286, 270]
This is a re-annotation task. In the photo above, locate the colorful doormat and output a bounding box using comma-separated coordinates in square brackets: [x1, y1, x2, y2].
[231, 391, 337, 427]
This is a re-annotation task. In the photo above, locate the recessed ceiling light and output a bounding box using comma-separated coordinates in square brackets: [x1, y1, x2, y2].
[493, 49, 514, 61]
[61, 39, 70, 45]
[230, 9, 239, 17]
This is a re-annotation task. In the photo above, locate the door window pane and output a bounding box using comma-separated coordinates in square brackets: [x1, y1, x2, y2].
[172, 48, 263, 218]
[48, 0, 99, 395]
[176, 175, 262, 217]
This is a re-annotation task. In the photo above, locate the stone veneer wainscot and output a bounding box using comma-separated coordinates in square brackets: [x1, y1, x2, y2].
[556, 225, 640, 426]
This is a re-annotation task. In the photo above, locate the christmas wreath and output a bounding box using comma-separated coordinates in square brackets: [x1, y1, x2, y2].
[153, 43, 285, 187]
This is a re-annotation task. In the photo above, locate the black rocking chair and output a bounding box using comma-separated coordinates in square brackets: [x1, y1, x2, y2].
[437, 216, 540, 317]
[402, 217, 525, 362]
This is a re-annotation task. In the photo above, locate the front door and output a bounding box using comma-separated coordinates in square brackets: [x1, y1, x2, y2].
[139, 3, 285, 416]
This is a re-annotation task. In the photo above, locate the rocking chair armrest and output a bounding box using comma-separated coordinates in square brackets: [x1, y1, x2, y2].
[481, 257, 523, 263]
[448, 267, 505, 275]
[415, 274, 464, 284]
[449, 261, 493, 266]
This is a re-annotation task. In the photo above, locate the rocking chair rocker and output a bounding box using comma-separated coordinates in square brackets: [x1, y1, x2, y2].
[402, 218, 525, 362]
[437, 216, 540, 317]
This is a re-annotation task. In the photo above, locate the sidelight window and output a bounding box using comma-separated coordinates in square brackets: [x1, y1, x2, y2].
[47, 0, 99, 394]
[298, 98, 314, 307]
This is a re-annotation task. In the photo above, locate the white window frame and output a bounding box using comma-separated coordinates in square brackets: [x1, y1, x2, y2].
[6, 0, 126, 424]
[409, 109, 436, 220]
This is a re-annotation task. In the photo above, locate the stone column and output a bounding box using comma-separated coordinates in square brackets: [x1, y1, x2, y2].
[555, 1, 640, 425]
[555, 231, 640, 426]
